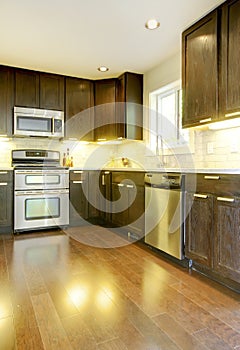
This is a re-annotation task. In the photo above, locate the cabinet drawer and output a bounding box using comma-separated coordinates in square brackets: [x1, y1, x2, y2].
[112, 171, 144, 186]
[70, 170, 88, 182]
[0, 171, 12, 183]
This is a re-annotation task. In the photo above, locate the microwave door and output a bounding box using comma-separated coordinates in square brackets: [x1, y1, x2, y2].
[14, 114, 53, 137]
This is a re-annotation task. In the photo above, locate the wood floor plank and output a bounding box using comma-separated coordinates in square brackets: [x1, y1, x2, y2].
[0, 316, 16, 349]
[15, 325, 44, 350]
[31, 293, 72, 349]
[61, 314, 98, 350]
[97, 338, 127, 350]
[193, 328, 233, 350]
[153, 313, 209, 350]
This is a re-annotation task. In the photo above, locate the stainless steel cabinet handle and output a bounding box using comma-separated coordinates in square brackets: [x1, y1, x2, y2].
[102, 175, 105, 186]
[104, 171, 110, 174]
[225, 111, 240, 118]
[117, 183, 124, 187]
[0, 171, 8, 175]
[204, 175, 220, 180]
[126, 184, 134, 188]
[193, 194, 208, 199]
[199, 117, 212, 123]
[0, 182, 7, 186]
[73, 171, 83, 174]
[73, 181, 83, 184]
[217, 197, 235, 203]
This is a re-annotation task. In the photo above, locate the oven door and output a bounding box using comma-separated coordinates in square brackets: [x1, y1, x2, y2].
[14, 189, 69, 232]
[14, 169, 69, 190]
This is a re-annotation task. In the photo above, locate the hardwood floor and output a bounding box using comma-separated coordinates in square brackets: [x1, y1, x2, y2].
[0, 225, 240, 349]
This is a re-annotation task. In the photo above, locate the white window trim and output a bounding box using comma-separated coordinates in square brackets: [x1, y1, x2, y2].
[148, 80, 194, 155]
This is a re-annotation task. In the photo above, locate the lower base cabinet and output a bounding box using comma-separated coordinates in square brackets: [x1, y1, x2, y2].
[214, 196, 240, 283]
[111, 171, 145, 238]
[185, 193, 213, 267]
[69, 171, 89, 226]
[0, 171, 13, 234]
[185, 174, 240, 288]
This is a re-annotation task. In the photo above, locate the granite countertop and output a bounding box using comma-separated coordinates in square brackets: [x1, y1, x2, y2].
[70, 167, 240, 174]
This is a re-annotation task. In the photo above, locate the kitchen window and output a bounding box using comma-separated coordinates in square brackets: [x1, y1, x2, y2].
[149, 80, 191, 155]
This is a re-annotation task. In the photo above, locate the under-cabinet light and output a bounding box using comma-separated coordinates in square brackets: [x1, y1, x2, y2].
[208, 118, 240, 130]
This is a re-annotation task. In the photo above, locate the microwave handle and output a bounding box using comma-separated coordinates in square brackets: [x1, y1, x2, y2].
[52, 117, 55, 134]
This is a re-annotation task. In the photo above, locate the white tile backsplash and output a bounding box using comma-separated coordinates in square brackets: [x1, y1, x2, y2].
[1, 125, 240, 170]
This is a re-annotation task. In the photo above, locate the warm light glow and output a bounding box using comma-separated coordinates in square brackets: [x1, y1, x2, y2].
[97, 66, 109, 72]
[208, 118, 240, 130]
[145, 18, 160, 30]
[68, 286, 88, 308]
[0, 136, 10, 141]
[96, 289, 113, 309]
[0, 304, 7, 319]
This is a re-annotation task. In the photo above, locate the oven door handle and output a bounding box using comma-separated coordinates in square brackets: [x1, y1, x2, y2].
[15, 189, 69, 196]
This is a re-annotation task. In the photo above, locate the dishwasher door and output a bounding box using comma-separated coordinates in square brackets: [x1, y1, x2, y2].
[145, 186, 184, 260]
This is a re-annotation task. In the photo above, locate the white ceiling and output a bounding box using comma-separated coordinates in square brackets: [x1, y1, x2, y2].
[0, 0, 224, 79]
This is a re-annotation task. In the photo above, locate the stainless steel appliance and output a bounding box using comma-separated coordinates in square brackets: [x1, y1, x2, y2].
[144, 172, 185, 260]
[13, 150, 69, 233]
[14, 107, 64, 138]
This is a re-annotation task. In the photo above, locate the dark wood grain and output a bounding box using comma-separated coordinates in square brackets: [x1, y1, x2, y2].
[220, 0, 240, 116]
[182, 9, 218, 127]
[39, 72, 64, 110]
[0, 65, 14, 135]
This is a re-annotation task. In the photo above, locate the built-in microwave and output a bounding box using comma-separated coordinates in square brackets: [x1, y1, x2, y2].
[13, 106, 64, 138]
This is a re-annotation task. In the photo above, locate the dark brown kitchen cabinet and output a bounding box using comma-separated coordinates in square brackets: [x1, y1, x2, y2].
[15, 68, 64, 110]
[0, 66, 14, 135]
[69, 170, 89, 226]
[185, 173, 240, 289]
[39, 73, 64, 110]
[182, 10, 218, 127]
[65, 77, 94, 140]
[99, 170, 112, 223]
[185, 192, 213, 267]
[94, 79, 117, 140]
[111, 171, 145, 238]
[214, 196, 240, 283]
[15, 68, 40, 108]
[116, 72, 143, 140]
[0, 170, 13, 234]
[220, 0, 240, 119]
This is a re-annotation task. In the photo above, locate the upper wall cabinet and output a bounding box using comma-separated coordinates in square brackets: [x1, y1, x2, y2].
[39, 73, 64, 110]
[65, 77, 94, 141]
[94, 78, 117, 140]
[15, 69, 39, 108]
[116, 72, 143, 140]
[182, 10, 218, 127]
[219, 0, 240, 119]
[0, 66, 14, 135]
[15, 68, 64, 110]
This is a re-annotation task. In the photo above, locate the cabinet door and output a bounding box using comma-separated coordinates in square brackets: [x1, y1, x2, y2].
[0, 66, 14, 135]
[127, 184, 145, 238]
[69, 171, 89, 226]
[40, 73, 64, 110]
[214, 196, 240, 282]
[116, 73, 143, 140]
[65, 77, 94, 140]
[220, 0, 240, 118]
[185, 193, 213, 267]
[182, 10, 218, 127]
[111, 183, 128, 227]
[94, 79, 116, 140]
[99, 171, 112, 223]
[15, 69, 40, 108]
[0, 171, 13, 232]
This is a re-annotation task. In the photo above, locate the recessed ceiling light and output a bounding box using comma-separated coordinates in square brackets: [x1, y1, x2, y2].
[145, 19, 160, 30]
[97, 66, 109, 72]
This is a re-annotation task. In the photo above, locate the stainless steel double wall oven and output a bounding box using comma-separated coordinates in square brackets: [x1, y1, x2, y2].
[13, 150, 69, 233]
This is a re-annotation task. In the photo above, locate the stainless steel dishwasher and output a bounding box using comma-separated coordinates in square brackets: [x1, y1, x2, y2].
[144, 172, 185, 260]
